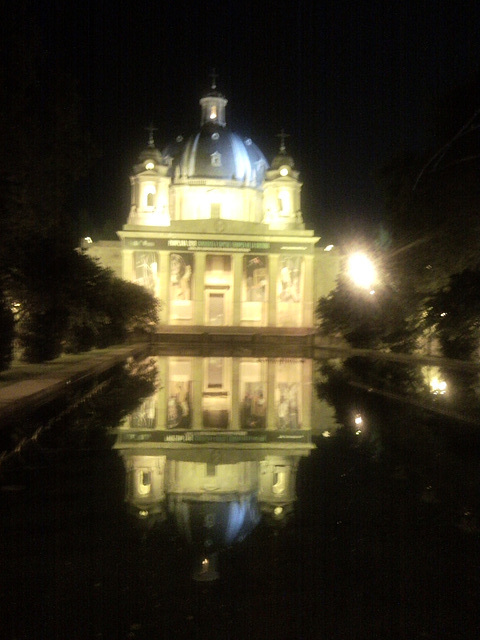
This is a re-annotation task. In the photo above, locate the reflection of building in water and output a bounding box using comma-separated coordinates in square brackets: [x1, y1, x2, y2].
[117, 446, 311, 579]
[85, 81, 340, 329]
[119, 356, 312, 437]
[115, 354, 315, 579]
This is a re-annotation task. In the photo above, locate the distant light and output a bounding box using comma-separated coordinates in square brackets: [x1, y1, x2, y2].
[440, 312, 447, 317]
[322, 430, 331, 438]
[354, 415, 363, 426]
[369, 290, 375, 295]
[324, 244, 334, 252]
[145, 161, 154, 170]
[355, 429, 362, 436]
[84, 237, 93, 244]
[139, 509, 149, 517]
[280, 167, 289, 176]
[274, 506, 284, 516]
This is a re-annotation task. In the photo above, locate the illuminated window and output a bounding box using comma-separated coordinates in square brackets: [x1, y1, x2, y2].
[210, 105, 217, 120]
[273, 467, 287, 495]
[137, 469, 152, 496]
[278, 190, 290, 215]
[211, 152, 222, 167]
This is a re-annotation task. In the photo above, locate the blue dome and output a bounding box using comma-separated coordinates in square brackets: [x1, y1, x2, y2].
[166, 123, 268, 188]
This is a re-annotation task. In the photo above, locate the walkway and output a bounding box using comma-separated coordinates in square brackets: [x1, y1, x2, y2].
[0, 344, 147, 425]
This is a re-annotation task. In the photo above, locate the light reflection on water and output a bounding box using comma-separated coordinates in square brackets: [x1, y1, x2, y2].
[0, 350, 479, 638]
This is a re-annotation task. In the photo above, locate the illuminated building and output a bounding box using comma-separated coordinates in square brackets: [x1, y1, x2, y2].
[88, 80, 338, 329]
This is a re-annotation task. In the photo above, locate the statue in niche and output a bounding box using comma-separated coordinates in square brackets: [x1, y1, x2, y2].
[245, 256, 266, 302]
[178, 265, 192, 300]
[170, 253, 193, 301]
[278, 258, 300, 303]
[241, 383, 266, 429]
[167, 381, 191, 429]
[276, 383, 299, 430]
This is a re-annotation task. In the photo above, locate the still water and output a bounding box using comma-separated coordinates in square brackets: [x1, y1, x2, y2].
[0, 351, 479, 639]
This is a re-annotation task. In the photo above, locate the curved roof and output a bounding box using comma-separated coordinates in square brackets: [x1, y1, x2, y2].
[167, 123, 267, 188]
[162, 86, 268, 188]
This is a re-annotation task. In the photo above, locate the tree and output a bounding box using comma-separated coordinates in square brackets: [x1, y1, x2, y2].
[0, 293, 14, 371]
[317, 268, 421, 351]
[425, 268, 480, 360]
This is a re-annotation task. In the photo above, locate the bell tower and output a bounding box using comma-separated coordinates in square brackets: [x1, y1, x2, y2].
[128, 126, 170, 226]
[263, 131, 304, 229]
[199, 71, 228, 127]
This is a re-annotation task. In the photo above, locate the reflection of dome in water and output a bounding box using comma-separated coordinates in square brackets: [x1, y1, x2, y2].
[171, 494, 261, 551]
[170, 494, 261, 581]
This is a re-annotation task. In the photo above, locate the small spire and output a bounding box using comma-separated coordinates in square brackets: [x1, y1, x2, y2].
[209, 68, 218, 90]
[145, 123, 158, 148]
[276, 129, 290, 154]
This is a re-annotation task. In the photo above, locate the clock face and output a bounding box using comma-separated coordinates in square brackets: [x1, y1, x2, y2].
[145, 161, 155, 170]
[280, 166, 289, 176]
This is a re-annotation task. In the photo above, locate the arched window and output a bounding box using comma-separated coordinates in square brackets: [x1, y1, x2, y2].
[146, 192, 154, 207]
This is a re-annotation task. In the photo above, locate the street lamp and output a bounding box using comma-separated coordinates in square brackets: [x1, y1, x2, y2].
[347, 252, 376, 294]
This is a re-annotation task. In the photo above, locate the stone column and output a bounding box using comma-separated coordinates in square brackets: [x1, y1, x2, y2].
[122, 249, 134, 282]
[231, 358, 240, 430]
[155, 357, 167, 429]
[266, 358, 277, 431]
[268, 254, 279, 327]
[158, 252, 170, 325]
[192, 357, 203, 430]
[232, 253, 243, 325]
[193, 252, 206, 326]
[303, 253, 315, 327]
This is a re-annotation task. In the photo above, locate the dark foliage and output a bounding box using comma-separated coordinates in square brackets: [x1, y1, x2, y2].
[426, 268, 480, 360]
[0, 293, 15, 371]
[317, 272, 420, 351]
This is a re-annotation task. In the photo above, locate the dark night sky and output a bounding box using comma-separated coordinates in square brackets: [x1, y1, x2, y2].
[33, 0, 479, 242]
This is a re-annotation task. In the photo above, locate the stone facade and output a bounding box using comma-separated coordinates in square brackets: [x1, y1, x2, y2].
[88, 84, 339, 328]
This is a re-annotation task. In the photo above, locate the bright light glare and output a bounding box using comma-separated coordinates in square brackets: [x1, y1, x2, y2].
[145, 162, 154, 170]
[274, 506, 284, 515]
[280, 167, 289, 176]
[84, 236, 93, 244]
[354, 415, 363, 426]
[348, 253, 376, 289]
[324, 244, 334, 252]
[430, 377, 447, 395]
